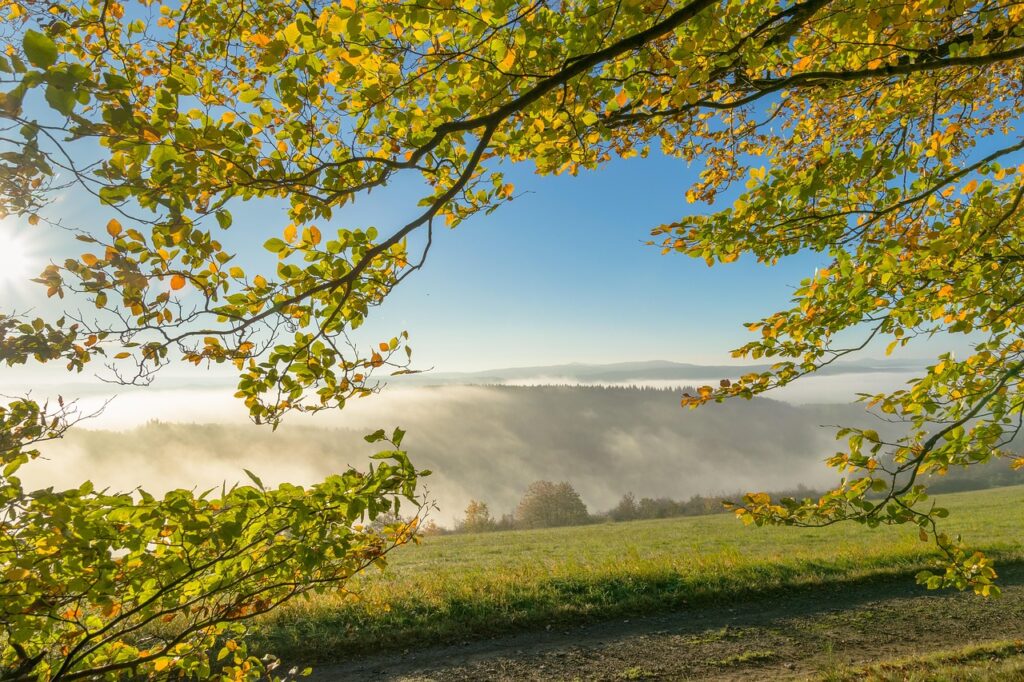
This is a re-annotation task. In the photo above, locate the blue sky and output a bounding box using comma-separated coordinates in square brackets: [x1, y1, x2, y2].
[351, 153, 830, 371]
[0, 145, 931, 376]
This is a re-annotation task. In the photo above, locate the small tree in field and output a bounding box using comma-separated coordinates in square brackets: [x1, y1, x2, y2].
[459, 499, 496, 534]
[609, 492, 640, 522]
[514, 481, 590, 529]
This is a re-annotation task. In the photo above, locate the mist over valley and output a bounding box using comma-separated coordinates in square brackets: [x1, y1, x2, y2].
[28, 381, 903, 525]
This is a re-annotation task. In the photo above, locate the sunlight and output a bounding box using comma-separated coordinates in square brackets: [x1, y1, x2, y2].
[0, 226, 34, 289]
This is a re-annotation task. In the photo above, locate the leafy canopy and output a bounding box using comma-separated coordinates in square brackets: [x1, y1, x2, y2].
[2, 0, 1024, 676]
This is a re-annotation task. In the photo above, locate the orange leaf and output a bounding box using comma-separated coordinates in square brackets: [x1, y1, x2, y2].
[81, 253, 99, 266]
[106, 219, 122, 237]
[170, 274, 186, 290]
[499, 49, 516, 71]
[309, 226, 322, 245]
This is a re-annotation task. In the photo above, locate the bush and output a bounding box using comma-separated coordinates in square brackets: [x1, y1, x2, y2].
[459, 499, 497, 533]
[514, 481, 590, 529]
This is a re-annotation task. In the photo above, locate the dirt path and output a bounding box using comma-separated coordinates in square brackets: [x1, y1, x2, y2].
[306, 564, 1024, 681]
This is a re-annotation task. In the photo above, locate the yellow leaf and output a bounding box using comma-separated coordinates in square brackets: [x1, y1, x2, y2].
[4, 567, 30, 581]
[328, 14, 345, 35]
[254, 274, 267, 288]
[28, 214, 39, 226]
[81, 253, 98, 266]
[170, 274, 186, 290]
[962, 179, 978, 194]
[106, 219, 122, 237]
[282, 22, 300, 46]
[284, 224, 297, 243]
[220, 111, 236, 124]
[500, 49, 516, 71]
[341, 0, 356, 9]
[229, 266, 244, 278]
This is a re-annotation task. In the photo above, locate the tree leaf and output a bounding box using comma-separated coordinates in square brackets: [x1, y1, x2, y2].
[23, 30, 57, 69]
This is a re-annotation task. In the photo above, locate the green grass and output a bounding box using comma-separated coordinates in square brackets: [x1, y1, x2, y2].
[821, 640, 1024, 681]
[254, 485, 1024, 663]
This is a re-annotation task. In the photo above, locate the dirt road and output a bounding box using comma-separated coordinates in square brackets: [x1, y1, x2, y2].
[307, 564, 1024, 681]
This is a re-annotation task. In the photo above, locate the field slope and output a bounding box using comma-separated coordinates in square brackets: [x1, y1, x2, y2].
[255, 484, 1024, 668]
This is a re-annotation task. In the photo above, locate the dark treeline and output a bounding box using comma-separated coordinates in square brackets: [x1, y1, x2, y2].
[445, 459, 1023, 535]
[446, 481, 826, 534]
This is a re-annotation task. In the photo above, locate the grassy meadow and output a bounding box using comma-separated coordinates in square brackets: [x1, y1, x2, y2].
[255, 485, 1024, 664]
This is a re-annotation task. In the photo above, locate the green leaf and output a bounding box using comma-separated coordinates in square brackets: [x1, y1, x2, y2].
[263, 238, 287, 253]
[238, 89, 260, 104]
[103, 72, 131, 90]
[243, 469, 265, 490]
[23, 30, 58, 69]
[44, 84, 76, 116]
[364, 429, 387, 443]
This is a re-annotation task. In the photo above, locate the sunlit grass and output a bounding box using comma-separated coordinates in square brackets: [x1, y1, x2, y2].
[254, 485, 1024, 663]
[821, 640, 1024, 681]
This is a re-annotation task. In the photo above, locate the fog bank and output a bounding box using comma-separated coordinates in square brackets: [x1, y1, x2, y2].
[29, 385, 882, 524]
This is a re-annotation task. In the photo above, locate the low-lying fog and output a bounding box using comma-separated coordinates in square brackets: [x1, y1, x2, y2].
[26, 380, 899, 525]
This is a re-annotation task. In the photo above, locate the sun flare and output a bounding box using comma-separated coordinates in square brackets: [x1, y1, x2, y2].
[0, 228, 34, 289]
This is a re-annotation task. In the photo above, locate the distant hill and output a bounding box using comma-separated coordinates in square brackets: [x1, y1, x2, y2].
[392, 358, 927, 386]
